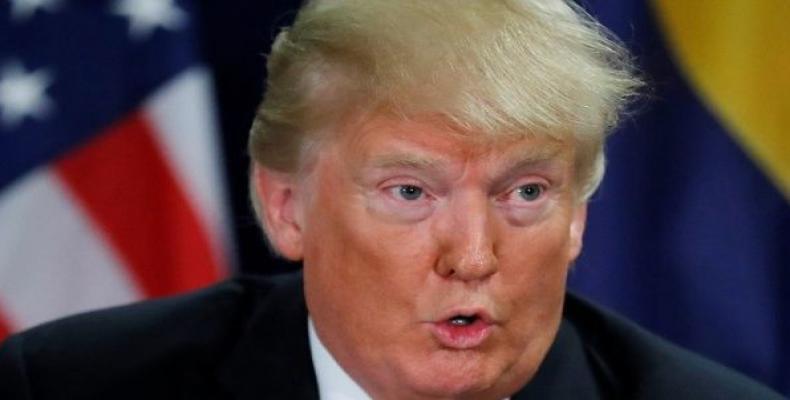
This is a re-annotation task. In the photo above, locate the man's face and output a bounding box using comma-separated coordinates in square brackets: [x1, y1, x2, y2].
[276, 116, 586, 399]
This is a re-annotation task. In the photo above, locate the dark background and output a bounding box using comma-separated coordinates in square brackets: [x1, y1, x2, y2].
[198, 0, 303, 275]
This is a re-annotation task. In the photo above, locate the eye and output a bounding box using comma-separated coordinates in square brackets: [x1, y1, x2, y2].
[516, 183, 544, 202]
[396, 185, 424, 201]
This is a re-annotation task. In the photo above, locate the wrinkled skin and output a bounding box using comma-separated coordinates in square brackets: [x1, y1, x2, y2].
[255, 116, 587, 400]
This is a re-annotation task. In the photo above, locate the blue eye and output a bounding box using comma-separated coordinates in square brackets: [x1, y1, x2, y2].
[398, 185, 423, 201]
[517, 184, 543, 201]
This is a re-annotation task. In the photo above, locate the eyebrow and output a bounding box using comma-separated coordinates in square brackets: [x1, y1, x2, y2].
[369, 153, 448, 172]
[487, 146, 569, 188]
[500, 147, 565, 173]
[365, 145, 567, 182]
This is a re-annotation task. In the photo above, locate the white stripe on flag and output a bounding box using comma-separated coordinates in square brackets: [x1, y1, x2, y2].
[0, 169, 142, 330]
[144, 67, 233, 271]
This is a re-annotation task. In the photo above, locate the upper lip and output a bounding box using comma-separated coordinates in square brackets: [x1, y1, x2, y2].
[434, 307, 497, 325]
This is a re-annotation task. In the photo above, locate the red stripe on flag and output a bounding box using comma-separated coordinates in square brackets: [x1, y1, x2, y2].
[0, 317, 11, 342]
[0, 308, 11, 341]
[55, 112, 223, 298]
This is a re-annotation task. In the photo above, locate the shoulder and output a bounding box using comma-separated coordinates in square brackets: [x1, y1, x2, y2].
[563, 293, 784, 399]
[0, 273, 303, 399]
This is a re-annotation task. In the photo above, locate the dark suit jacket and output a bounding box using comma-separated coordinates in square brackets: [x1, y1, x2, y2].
[0, 273, 783, 399]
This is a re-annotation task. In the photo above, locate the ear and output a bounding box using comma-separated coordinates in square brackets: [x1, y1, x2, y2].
[252, 164, 305, 261]
[567, 203, 587, 262]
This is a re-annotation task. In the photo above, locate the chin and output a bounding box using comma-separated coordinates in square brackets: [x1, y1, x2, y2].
[394, 350, 527, 400]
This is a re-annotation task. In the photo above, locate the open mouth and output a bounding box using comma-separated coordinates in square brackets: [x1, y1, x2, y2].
[449, 314, 479, 326]
[429, 311, 494, 349]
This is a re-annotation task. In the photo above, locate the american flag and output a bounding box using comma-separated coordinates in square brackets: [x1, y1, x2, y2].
[0, 0, 231, 340]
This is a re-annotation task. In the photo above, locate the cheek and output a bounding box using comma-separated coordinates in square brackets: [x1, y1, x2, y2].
[501, 212, 573, 262]
[301, 180, 442, 380]
[493, 223, 570, 365]
[301, 178, 437, 317]
[495, 215, 574, 312]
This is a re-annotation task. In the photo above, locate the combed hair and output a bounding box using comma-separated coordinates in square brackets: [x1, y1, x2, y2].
[249, 0, 642, 202]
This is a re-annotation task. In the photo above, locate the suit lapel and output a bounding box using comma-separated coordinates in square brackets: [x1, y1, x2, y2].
[216, 273, 319, 400]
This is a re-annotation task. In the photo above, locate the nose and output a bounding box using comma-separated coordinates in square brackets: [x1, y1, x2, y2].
[434, 193, 498, 281]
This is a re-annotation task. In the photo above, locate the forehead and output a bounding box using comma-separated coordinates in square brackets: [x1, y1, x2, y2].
[329, 115, 574, 169]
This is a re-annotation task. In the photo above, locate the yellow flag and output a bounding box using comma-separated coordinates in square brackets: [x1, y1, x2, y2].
[653, 0, 790, 199]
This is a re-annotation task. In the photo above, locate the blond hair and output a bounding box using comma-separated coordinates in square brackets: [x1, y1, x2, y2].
[249, 0, 641, 201]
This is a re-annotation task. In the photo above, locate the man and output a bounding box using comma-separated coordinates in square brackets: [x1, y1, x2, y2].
[0, 0, 783, 399]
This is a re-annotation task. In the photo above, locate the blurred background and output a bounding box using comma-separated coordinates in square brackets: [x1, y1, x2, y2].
[0, 0, 787, 395]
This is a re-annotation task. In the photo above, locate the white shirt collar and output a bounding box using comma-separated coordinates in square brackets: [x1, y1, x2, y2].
[309, 318, 373, 400]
